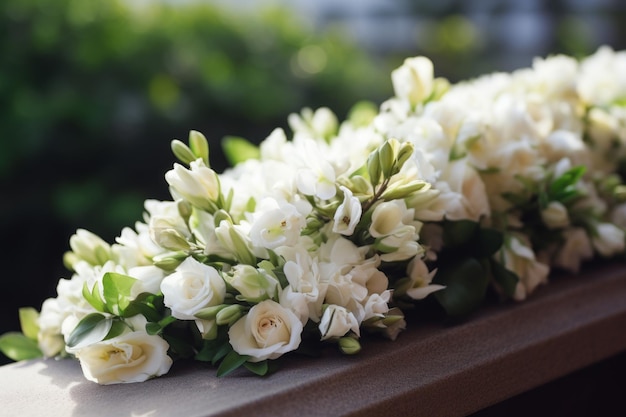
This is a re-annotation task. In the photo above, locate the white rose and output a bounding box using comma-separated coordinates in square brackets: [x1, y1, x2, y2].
[319, 305, 360, 341]
[592, 223, 625, 257]
[228, 300, 303, 362]
[160, 257, 226, 320]
[73, 328, 172, 385]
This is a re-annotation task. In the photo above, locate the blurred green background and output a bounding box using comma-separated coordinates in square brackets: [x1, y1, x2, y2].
[1, 0, 625, 355]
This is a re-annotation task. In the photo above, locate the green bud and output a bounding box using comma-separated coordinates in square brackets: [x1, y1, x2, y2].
[189, 130, 210, 167]
[63, 251, 80, 271]
[378, 140, 396, 179]
[382, 314, 405, 326]
[226, 265, 280, 303]
[216, 304, 245, 326]
[153, 228, 191, 252]
[213, 209, 233, 228]
[338, 336, 361, 355]
[177, 200, 193, 221]
[228, 226, 257, 265]
[367, 150, 382, 186]
[348, 175, 373, 195]
[394, 141, 414, 175]
[69, 229, 112, 267]
[381, 180, 429, 201]
[431, 77, 450, 101]
[195, 304, 228, 320]
[152, 251, 188, 270]
[171, 139, 197, 165]
[614, 184, 626, 202]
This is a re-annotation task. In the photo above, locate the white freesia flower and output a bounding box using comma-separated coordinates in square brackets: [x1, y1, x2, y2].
[66, 229, 112, 268]
[332, 186, 362, 236]
[72, 318, 172, 385]
[319, 304, 360, 340]
[248, 198, 307, 250]
[592, 223, 626, 257]
[279, 247, 326, 323]
[503, 236, 550, 301]
[165, 159, 220, 209]
[391, 56, 434, 106]
[554, 228, 593, 273]
[160, 257, 226, 320]
[404, 257, 444, 300]
[362, 291, 391, 321]
[294, 138, 338, 200]
[228, 300, 303, 362]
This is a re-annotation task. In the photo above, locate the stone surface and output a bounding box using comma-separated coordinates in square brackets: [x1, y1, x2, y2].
[1, 262, 626, 417]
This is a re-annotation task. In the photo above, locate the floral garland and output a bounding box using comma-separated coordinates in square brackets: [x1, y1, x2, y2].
[2, 46, 626, 385]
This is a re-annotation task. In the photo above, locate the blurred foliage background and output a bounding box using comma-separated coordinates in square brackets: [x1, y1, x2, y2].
[1, 0, 625, 361]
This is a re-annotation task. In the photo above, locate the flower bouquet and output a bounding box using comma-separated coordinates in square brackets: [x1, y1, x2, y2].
[2, 46, 626, 385]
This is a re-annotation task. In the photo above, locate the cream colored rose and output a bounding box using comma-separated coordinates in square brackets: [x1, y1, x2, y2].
[73, 329, 172, 385]
[160, 257, 226, 320]
[228, 300, 303, 362]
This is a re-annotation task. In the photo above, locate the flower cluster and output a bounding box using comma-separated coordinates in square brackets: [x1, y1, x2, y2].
[2, 47, 626, 384]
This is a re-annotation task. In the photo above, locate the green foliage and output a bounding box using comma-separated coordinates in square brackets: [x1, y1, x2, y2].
[433, 220, 516, 316]
[0, 332, 42, 361]
[222, 136, 261, 166]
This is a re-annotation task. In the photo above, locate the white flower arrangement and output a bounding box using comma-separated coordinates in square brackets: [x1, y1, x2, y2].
[2, 46, 626, 384]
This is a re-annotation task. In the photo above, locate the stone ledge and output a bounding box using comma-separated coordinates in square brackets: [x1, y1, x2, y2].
[1, 262, 626, 417]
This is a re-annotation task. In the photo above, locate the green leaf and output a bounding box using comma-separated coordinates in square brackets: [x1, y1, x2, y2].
[434, 257, 489, 317]
[104, 320, 127, 341]
[442, 220, 478, 247]
[18, 307, 40, 341]
[548, 166, 586, 202]
[102, 272, 137, 314]
[490, 259, 519, 298]
[470, 228, 503, 258]
[222, 136, 260, 166]
[122, 293, 164, 322]
[66, 313, 111, 348]
[0, 332, 42, 361]
[211, 341, 232, 365]
[216, 350, 249, 377]
[82, 282, 107, 313]
[146, 322, 162, 336]
[244, 360, 269, 376]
